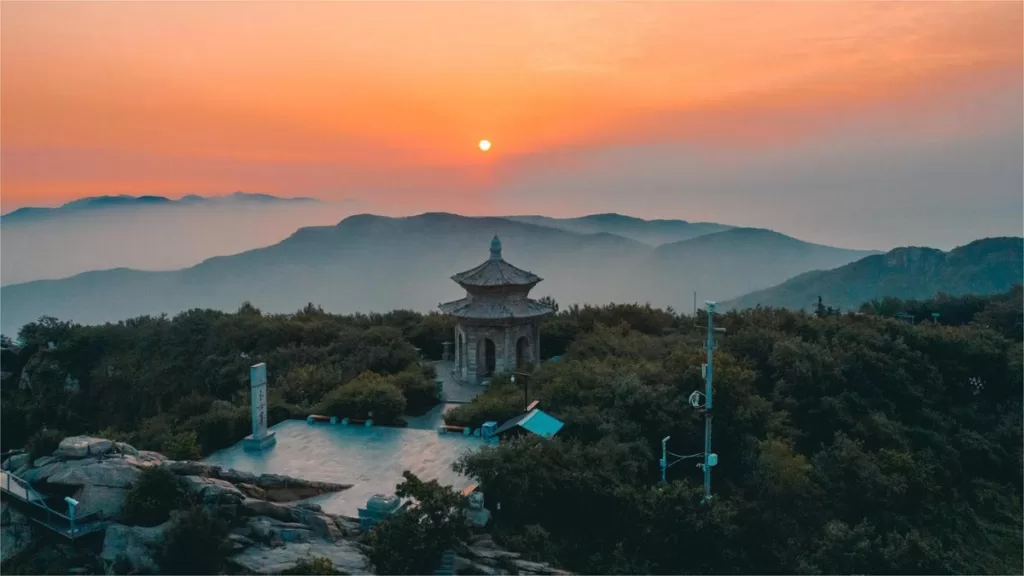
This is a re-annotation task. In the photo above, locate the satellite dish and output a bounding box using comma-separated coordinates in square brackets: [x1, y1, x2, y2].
[688, 391, 702, 408]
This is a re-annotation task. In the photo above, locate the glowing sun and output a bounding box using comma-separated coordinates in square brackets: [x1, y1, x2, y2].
[478, 139, 492, 152]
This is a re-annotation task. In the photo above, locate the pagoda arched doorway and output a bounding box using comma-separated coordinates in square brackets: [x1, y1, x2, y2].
[477, 338, 496, 378]
[516, 336, 530, 369]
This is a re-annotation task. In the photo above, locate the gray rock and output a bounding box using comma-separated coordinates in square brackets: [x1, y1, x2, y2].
[47, 459, 141, 489]
[292, 507, 344, 542]
[6, 453, 30, 472]
[31, 455, 57, 469]
[227, 533, 254, 552]
[228, 540, 369, 575]
[54, 436, 113, 459]
[182, 475, 244, 503]
[73, 485, 131, 520]
[1, 501, 34, 563]
[455, 556, 501, 575]
[21, 458, 89, 484]
[248, 518, 274, 543]
[114, 442, 139, 457]
[467, 547, 522, 562]
[242, 498, 294, 523]
[100, 521, 173, 574]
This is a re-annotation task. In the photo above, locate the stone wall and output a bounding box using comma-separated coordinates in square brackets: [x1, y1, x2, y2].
[454, 320, 542, 384]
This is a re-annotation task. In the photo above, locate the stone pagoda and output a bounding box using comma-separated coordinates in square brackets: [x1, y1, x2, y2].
[440, 236, 555, 384]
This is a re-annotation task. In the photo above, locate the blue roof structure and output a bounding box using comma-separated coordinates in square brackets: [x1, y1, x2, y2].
[494, 409, 564, 439]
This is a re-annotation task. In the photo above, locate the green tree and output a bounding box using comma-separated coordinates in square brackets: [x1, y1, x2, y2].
[124, 466, 184, 527]
[158, 505, 230, 575]
[367, 471, 470, 575]
[317, 372, 407, 424]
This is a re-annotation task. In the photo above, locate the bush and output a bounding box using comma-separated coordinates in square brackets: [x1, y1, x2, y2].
[186, 405, 248, 454]
[27, 428, 63, 460]
[159, 505, 230, 575]
[124, 466, 183, 526]
[367, 472, 470, 575]
[282, 556, 342, 575]
[161, 430, 201, 461]
[392, 369, 439, 416]
[316, 372, 406, 424]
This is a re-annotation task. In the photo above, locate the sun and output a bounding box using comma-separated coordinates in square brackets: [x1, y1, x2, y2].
[478, 139, 492, 152]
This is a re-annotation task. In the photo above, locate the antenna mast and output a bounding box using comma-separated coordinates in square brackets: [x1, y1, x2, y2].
[659, 300, 721, 505]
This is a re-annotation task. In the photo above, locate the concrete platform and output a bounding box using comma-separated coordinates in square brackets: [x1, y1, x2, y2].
[433, 360, 486, 404]
[203, 419, 484, 517]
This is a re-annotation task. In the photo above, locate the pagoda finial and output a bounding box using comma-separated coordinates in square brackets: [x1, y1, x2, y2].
[490, 235, 502, 261]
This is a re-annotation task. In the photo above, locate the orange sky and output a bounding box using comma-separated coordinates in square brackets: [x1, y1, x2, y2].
[2, 1, 1022, 216]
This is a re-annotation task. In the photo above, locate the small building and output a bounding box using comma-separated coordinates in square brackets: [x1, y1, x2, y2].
[493, 409, 564, 440]
[439, 236, 556, 384]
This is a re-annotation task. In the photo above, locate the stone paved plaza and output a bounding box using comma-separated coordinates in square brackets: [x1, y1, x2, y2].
[204, 418, 484, 517]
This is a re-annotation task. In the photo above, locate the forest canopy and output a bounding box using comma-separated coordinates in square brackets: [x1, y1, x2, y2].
[1, 287, 1021, 574]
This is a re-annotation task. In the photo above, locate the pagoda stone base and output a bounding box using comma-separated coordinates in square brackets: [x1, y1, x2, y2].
[242, 431, 277, 451]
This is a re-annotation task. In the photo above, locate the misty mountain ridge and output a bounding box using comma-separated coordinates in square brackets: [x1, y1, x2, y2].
[721, 236, 1023, 312]
[1, 192, 320, 223]
[1, 212, 877, 334]
[509, 213, 733, 246]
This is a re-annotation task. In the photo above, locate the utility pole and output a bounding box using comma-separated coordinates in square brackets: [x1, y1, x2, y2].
[700, 301, 719, 504]
[660, 301, 722, 505]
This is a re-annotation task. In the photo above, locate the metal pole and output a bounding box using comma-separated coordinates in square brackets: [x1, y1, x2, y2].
[703, 302, 716, 504]
[660, 436, 669, 483]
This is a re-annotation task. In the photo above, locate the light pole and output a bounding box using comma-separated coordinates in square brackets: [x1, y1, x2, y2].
[511, 372, 531, 412]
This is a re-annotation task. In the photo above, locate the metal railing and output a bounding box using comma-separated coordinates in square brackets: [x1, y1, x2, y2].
[0, 471, 104, 538]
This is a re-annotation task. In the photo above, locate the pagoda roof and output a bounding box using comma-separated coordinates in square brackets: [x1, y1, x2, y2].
[451, 236, 542, 287]
[438, 297, 555, 320]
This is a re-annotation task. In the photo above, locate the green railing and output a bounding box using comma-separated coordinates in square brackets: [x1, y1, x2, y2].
[0, 471, 104, 538]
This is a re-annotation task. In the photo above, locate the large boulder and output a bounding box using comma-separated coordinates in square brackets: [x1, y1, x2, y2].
[54, 436, 113, 460]
[100, 520, 174, 574]
[228, 540, 369, 575]
[5, 453, 30, 473]
[242, 498, 295, 523]
[182, 475, 245, 503]
[162, 461, 351, 502]
[47, 459, 140, 489]
[73, 485, 131, 519]
[1, 501, 35, 563]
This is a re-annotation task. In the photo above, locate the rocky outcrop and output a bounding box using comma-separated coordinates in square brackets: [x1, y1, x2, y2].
[228, 540, 370, 575]
[99, 518, 176, 574]
[8, 435, 563, 575]
[162, 461, 352, 502]
[1, 501, 35, 563]
[457, 535, 569, 576]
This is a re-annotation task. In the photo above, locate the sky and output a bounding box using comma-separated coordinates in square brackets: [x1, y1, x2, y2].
[2, 1, 1021, 250]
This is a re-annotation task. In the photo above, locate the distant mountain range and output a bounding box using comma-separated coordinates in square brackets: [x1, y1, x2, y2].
[721, 237, 1023, 312]
[508, 214, 733, 246]
[1, 192, 320, 224]
[0, 212, 874, 334]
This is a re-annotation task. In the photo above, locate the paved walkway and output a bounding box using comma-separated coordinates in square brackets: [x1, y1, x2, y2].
[433, 360, 486, 404]
[204, 420, 484, 518]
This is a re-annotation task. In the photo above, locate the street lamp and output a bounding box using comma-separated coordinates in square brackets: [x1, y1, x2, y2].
[511, 372, 531, 412]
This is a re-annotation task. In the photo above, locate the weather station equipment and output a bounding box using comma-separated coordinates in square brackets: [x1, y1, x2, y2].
[659, 301, 724, 505]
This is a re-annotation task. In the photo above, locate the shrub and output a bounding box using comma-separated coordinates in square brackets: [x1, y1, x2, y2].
[124, 466, 183, 527]
[161, 430, 201, 461]
[316, 372, 406, 424]
[392, 369, 439, 416]
[367, 472, 470, 575]
[26, 428, 63, 460]
[282, 556, 342, 575]
[186, 405, 248, 454]
[159, 505, 230, 575]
